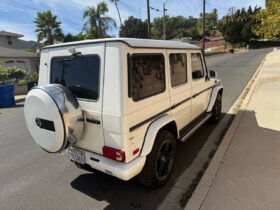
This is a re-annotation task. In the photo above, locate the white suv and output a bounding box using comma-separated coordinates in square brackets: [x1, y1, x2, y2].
[24, 38, 223, 187]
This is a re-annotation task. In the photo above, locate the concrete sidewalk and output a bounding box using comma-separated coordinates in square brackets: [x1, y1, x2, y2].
[15, 95, 26, 103]
[186, 50, 280, 210]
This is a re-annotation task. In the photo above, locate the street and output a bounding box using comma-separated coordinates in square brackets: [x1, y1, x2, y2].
[0, 48, 272, 210]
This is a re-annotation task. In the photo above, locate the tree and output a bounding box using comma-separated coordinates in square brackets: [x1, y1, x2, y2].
[197, 9, 218, 36]
[152, 16, 199, 40]
[110, 0, 122, 26]
[219, 6, 260, 45]
[82, 1, 116, 39]
[63, 33, 85, 43]
[119, 16, 148, 38]
[254, 1, 280, 39]
[34, 10, 63, 45]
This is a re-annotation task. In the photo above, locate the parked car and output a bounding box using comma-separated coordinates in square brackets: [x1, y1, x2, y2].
[24, 38, 223, 187]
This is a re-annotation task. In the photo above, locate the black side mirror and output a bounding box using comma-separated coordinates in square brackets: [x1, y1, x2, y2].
[209, 70, 216, 79]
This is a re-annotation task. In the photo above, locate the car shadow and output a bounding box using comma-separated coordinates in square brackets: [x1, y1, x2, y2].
[71, 113, 227, 210]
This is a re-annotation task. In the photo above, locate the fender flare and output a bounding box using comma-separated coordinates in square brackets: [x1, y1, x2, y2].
[140, 114, 175, 157]
[207, 85, 223, 112]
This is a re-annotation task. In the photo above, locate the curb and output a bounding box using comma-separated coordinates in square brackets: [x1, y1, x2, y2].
[184, 52, 268, 210]
[15, 96, 26, 103]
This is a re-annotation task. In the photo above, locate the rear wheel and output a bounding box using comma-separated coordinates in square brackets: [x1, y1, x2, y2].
[209, 93, 222, 123]
[137, 130, 176, 188]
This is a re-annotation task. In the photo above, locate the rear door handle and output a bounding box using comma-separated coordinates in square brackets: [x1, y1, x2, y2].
[86, 118, 100, 124]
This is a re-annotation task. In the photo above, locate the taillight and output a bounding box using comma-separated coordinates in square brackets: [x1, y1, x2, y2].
[103, 146, 125, 162]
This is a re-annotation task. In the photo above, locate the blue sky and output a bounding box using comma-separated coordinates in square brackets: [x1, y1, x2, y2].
[0, 0, 265, 41]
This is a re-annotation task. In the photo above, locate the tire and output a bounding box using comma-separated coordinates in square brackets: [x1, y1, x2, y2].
[137, 130, 176, 188]
[209, 93, 222, 123]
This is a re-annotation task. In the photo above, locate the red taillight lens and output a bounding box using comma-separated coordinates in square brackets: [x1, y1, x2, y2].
[103, 146, 125, 162]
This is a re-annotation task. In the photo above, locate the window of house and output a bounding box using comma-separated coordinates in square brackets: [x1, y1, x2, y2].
[169, 53, 187, 87]
[5, 60, 14, 63]
[51, 55, 100, 100]
[129, 54, 165, 101]
[7, 36, 12, 45]
[16, 61, 25, 63]
[191, 53, 205, 80]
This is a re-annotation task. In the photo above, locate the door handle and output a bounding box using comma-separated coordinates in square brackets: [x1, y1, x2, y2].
[86, 118, 100, 124]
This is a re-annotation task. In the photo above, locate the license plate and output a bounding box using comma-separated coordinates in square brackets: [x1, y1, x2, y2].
[68, 147, 85, 165]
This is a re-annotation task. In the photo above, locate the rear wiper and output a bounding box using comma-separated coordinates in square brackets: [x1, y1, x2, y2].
[55, 52, 82, 85]
[56, 52, 82, 63]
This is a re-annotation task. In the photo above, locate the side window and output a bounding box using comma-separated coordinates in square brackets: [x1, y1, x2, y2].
[169, 53, 187, 87]
[129, 54, 165, 101]
[191, 53, 204, 80]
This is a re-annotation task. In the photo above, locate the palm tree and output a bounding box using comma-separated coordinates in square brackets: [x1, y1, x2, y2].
[34, 10, 63, 45]
[110, 0, 122, 26]
[82, 1, 116, 39]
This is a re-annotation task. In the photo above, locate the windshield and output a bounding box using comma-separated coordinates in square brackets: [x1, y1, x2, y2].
[50, 55, 100, 100]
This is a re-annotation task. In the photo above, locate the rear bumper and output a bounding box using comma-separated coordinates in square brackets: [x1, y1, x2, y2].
[71, 148, 146, 181]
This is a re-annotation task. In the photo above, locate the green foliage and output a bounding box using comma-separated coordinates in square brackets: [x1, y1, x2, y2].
[219, 6, 260, 45]
[0, 63, 9, 84]
[249, 40, 280, 49]
[82, 1, 116, 39]
[254, 1, 280, 39]
[197, 9, 218, 36]
[0, 66, 27, 84]
[29, 72, 39, 82]
[24, 49, 36, 52]
[17, 72, 39, 86]
[18, 78, 30, 86]
[34, 10, 63, 45]
[63, 33, 85, 43]
[152, 16, 199, 40]
[119, 16, 148, 38]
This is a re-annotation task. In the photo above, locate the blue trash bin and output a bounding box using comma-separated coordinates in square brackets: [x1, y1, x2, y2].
[0, 84, 16, 108]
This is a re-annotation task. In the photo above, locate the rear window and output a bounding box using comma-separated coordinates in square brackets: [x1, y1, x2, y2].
[50, 55, 100, 100]
[129, 54, 165, 101]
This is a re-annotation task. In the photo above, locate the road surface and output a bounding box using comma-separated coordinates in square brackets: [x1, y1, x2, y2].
[0, 48, 272, 210]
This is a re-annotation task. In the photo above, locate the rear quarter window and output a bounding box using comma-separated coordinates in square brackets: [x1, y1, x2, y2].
[129, 54, 165, 101]
[50, 55, 100, 100]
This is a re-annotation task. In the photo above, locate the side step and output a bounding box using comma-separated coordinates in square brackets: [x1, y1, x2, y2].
[180, 112, 212, 143]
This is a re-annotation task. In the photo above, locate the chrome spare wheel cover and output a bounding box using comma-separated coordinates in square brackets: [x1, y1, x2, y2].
[24, 84, 84, 153]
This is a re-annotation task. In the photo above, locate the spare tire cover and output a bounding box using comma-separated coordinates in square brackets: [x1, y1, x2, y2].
[24, 84, 84, 153]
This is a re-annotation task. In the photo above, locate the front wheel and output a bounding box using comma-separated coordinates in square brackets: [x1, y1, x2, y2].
[209, 93, 222, 123]
[137, 130, 176, 188]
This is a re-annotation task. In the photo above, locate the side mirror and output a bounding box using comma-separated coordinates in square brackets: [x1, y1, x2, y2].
[209, 70, 217, 79]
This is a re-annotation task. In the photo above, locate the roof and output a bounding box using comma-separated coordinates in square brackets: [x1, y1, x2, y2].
[0, 46, 38, 58]
[0, 31, 23, 38]
[201, 37, 224, 42]
[17, 39, 43, 49]
[43, 38, 200, 50]
[209, 37, 224, 41]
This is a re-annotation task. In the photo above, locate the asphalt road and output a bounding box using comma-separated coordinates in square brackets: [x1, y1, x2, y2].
[0, 48, 272, 210]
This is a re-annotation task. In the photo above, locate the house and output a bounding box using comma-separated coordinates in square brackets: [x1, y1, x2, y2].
[200, 37, 225, 48]
[0, 31, 40, 74]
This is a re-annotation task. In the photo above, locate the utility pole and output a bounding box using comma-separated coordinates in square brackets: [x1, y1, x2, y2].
[202, 0, 206, 53]
[150, 1, 168, 40]
[147, 0, 151, 39]
[163, 3, 167, 40]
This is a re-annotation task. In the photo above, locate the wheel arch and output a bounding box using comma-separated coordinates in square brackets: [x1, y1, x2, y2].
[140, 114, 178, 157]
[207, 85, 223, 112]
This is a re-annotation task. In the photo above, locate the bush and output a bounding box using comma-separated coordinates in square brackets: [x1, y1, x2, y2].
[249, 40, 280, 49]
[17, 72, 39, 86]
[18, 78, 30, 86]
[30, 72, 39, 82]
[0, 65, 27, 84]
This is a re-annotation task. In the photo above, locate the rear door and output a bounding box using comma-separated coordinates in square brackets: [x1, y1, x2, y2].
[48, 43, 105, 154]
[168, 50, 192, 131]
